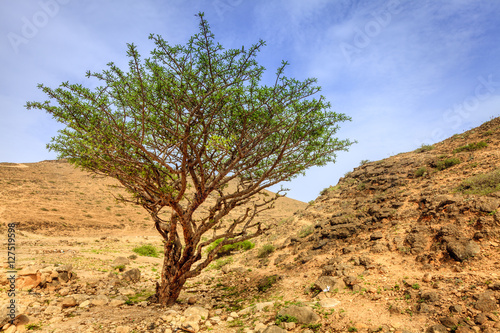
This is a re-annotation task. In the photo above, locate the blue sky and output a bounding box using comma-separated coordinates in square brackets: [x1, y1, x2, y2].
[1, 0, 500, 202]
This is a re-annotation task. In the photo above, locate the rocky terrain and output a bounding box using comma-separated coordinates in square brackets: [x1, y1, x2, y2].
[1, 117, 500, 333]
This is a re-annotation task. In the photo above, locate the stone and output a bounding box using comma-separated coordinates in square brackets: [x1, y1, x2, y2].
[449, 304, 463, 313]
[277, 305, 319, 324]
[109, 299, 126, 307]
[44, 306, 61, 315]
[427, 325, 447, 333]
[58, 288, 70, 296]
[257, 275, 279, 292]
[116, 326, 131, 333]
[122, 268, 141, 283]
[439, 316, 458, 328]
[474, 313, 487, 325]
[91, 295, 109, 306]
[4, 325, 16, 333]
[17, 272, 41, 291]
[313, 276, 346, 292]
[18, 267, 39, 276]
[447, 240, 480, 261]
[61, 297, 77, 308]
[262, 325, 286, 333]
[112, 257, 130, 267]
[79, 300, 91, 308]
[187, 297, 197, 305]
[318, 298, 340, 308]
[283, 322, 296, 330]
[55, 264, 73, 272]
[475, 292, 497, 312]
[184, 306, 209, 320]
[370, 231, 384, 240]
[420, 290, 439, 303]
[13, 314, 29, 326]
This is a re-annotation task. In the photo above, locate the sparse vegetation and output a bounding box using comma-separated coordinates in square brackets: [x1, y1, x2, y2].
[435, 158, 461, 171]
[132, 244, 161, 258]
[415, 144, 434, 153]
[204, 239, 255, 257]
[456, 168, 500, 195]
[359, 159, 370, 166]
[453, 141, 488, 153]
[415, 167, 427, 177]
[298, 225, 314, 238]
[258, 244, 275, 258]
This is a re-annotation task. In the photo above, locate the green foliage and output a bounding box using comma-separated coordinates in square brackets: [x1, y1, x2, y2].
[298, 225, 314, 238]
[435, 158, 461, 171]
[456, 168, 500, 195]
[209, 257, 234, 270]
[359, 159, 370, 166]
[415, 167, 427, 177]
[258, 244, 275, 258]
[415, 144, 434, 153]
[275, 314, 298, 325]
[204, 239, 255, 257]
[132, 244, 160, 258]
[26, 323, 42, 331]
[453, 141, 488, 153]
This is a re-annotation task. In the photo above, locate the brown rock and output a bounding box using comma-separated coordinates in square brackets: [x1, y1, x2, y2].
[61, 297, 77, 308]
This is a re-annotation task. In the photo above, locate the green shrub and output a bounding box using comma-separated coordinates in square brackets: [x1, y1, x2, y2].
[275, 314, 298, 325]
[204, 239, 255, 257]
[132, 244, 160, 257]
[435, 158, 461, 171]
[415, 144, 434, 153]
[359, 159, 370, 166]
[456, 168, 500, 195]
[209, 257, 233, 270]
[298, 225, 314, 238]
[258, 244, 275, 258]
[415, 167, 427, 177]
[453, 141, 488, 153]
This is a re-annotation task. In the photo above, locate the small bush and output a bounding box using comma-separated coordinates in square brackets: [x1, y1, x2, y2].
[453, 141, 488, 153]
[415, 144, 434, 153]
[258, 244, 275, 258]
[435, 158, 461, 171]
[275, 314, 298, 325]
[359, 159, 370, 166]
[298, 225, 314, 238]
[456, 168, 500, 195]
[132, 244, 160, 257]
[204, 239, 255, 257]
[209, 257, 233, 270]
[415, 167, 427, 177]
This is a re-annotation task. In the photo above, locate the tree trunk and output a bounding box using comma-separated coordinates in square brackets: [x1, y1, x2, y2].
[156, 275, 186, 306]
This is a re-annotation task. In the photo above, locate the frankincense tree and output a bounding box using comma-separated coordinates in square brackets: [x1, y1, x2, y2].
[26, 13, 354, 306]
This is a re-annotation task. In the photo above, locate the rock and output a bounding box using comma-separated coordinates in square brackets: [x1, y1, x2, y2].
[476, 197, 500, 213]
[187, 297, 197, 305]
[79, 300, 91, 308]
[184, 306, 209, 320]
[18, 267, 39, 276]
[92, 295, 109, 306]
[44, 305, 61, 315]
[475, 291, 497, 312]
[283, 322, 296, 330]
[109, 299, 126, 307]
[122, 268, 141, 283]
[277, 305, 319, 324]
[13, 314, 29, 326]
[420, 290, 439, 303]
[59, 287, 70, 296]
[55, 264, 73, 272]
[370, 231, 384, 240]
[313, 276, 346, 292]
[262, 325, 286, 333]
[4, 325, 16, 333]
[447, 240, 480, 261]
[427, 325, 447, 333]
[439, 316, 458, 328]
[116, 326, 132, 333]
[112, 257, 130, 267]
[474, 313, 487, 325]
[449, 304, 463, 313]
[254, 322, 267, 333]
[17, 272, 41, 290]
[257, 275, 279, 292]
[318, 298, 340, 308]
[61, 297, 77, 308]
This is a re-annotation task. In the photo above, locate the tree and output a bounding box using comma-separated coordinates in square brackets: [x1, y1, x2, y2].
[26, 13, 354, 306]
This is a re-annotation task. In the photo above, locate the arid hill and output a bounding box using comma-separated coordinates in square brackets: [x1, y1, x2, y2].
[1, 117, 500, 333]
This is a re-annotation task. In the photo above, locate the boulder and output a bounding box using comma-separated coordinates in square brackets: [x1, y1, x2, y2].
[112, 257, 130, 267]
[313, 276, 346, 292]
[184, 306, 209, 319]
[92, 295, 109, 306]
[277, 305, 319, 324]
[262, 325, 286, 333]
[61, 297, 77, 308]
[122, 268, 141, 283]
[17, 272, 42, 290]
[475, 291, 498, 312]
[447, 240, 480, 261]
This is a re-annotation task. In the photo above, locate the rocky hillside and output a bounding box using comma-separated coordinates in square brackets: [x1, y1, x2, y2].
[1, 118, 500, 333]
